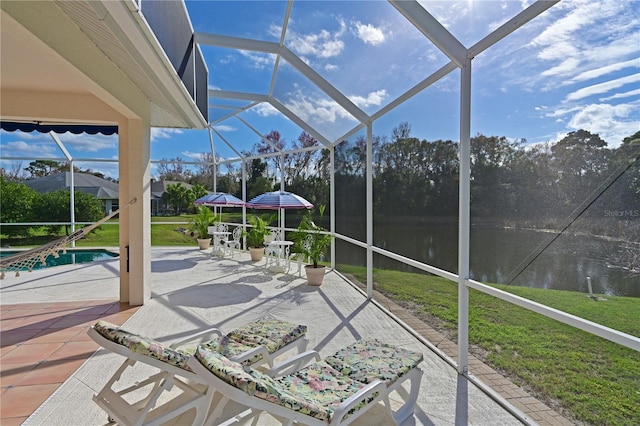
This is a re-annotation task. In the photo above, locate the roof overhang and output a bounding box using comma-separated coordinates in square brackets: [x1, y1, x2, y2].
[0, 0, 207, 130]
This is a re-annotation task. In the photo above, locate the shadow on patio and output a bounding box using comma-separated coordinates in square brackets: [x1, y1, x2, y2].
[0, 248, 568, 425]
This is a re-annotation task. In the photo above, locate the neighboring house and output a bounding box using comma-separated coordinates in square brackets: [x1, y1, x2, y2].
[23, 172, 120, 214]
[23, 174, 198, 216]
[150, 180, 198, 215]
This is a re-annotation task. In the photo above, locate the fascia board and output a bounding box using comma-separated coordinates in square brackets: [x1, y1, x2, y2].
[93, 0, 207, 128]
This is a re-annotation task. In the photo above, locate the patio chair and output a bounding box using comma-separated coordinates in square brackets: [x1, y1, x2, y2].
[264, 228, 285, 270]
[187, 345, 392, 426]
[224, 226, 243, 258]
[290, 234, 313, 277]
[88, 318, 308, 426]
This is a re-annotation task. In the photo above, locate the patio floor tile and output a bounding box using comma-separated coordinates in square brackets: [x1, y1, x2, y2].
[0, 299, 138, 424]
[0, 383, 60, 418]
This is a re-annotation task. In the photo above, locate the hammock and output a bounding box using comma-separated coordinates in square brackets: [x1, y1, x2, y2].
[0, 198, 136, 279]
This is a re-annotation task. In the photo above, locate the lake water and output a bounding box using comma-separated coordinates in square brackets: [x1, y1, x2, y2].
[335, 222, 640, 297]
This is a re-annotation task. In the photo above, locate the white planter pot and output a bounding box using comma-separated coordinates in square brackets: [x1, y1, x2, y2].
[305, 265, 326, 286]
[197, 238, 211, 250]
[249, 247, 264, 261]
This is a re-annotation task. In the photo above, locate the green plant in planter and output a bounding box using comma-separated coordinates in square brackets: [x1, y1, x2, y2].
[292, 204, 332, 268]
[188, 205, 218, 240]
[244, 213, 276, 248]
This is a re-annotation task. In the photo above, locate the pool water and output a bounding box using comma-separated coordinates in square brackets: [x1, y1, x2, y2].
[0, 249, 119, 271]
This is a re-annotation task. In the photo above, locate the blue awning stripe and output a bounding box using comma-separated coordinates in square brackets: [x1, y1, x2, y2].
[1, 121, 118, 135]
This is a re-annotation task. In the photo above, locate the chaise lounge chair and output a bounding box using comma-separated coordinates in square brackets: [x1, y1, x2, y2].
[275, 339, 424, 424]
[188, 339, 424, 425]
[88, 318, 308, 426]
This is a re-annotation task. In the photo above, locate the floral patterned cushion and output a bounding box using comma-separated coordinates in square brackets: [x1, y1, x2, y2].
[180, 335, 264, 365]
[94, 318, 306, 370]
[324, 339, 423, 386]
[195, 347, 372, 423]
[93, 320, 192, 371]
[227, 318, 307, 353]
[275, 360, 376, 422]
[194, 345, 264, 395]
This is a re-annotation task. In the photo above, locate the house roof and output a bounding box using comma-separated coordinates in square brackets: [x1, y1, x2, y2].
[150, 180, 197, 200]
[23, 172, 119, 200]
[22, 174, 198, 203]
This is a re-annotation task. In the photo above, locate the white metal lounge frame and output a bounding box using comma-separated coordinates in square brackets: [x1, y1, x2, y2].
[88, 327, 214, 426]
[87, 323, 309, 425]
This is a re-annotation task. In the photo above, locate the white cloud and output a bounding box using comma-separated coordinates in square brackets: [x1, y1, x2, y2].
[151, 128, 183, 142]
[565, 74, 640, 102]
[219, 55, 234, 65]
[239, 51, 276, 69]
[571, 58, 640, 83]
[286, 19, 347, 59]
[325, 63, 338, 71]
[561, 101, 639, 147]
[212, 124, 236, 132]
[52, 133, 117, 153]
[540, 58, 581, 77]
[181, 150, 207, 161]
[252, 103, 279, 117]
[524, 1, 636, 89]
[1, 140, 58, 158]
[421, 1, 470, 30]
[529, 1, 606, 52]
[545, 106, 582, 118]
[352, 21, 386, 45]
[600, 88, 640, 102]
[349, 89, 388, 108]
[284, 91, 354, 125]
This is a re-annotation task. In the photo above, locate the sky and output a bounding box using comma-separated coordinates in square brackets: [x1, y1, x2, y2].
[1, 0, 639, 180]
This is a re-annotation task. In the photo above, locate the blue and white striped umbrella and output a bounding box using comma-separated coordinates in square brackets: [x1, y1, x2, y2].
[194, 192, 245, 207]
[246, 191, 313, 210]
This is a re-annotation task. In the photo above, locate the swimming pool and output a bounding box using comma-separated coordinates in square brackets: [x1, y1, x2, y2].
[0, 248, 119, 271]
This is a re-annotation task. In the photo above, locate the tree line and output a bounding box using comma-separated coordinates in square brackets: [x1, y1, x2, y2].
[335, 127, 638, 240]
[0, 175, 104, 237]
[2, 125, 638, 240]
[144, 125, 639, 238]
[211, 125, 639, 240]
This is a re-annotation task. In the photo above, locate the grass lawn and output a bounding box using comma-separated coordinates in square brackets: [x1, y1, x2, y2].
[0, 216, 199, 248]
[338, 264, 640, 426]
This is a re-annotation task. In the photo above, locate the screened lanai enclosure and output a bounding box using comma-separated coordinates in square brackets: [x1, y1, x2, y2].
[1, 0, 639, 423]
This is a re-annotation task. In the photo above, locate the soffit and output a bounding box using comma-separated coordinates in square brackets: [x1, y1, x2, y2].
[53, 1, 185, 127]
[1, 1, 203, 129]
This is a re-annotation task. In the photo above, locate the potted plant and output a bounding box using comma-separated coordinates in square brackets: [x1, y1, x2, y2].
[291, 204, 332, 285]
[244, 214, 276, 261]
[188, 205, 218, 250]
